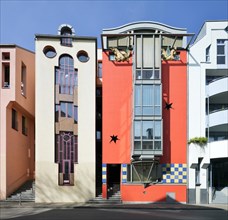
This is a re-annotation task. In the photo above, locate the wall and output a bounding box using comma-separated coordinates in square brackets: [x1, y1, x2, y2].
[35, 38, 96, 202]
[102, 52, 132, 164]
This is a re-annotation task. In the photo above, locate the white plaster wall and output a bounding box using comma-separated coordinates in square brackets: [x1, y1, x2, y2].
[188, 21, 228, 191]
[35, 38, 96, 203]
[209, 140, 228, 159]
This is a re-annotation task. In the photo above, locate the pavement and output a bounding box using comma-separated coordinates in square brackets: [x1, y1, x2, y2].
[0, 201, 227, 210]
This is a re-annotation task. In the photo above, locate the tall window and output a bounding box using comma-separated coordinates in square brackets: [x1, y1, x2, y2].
[97, 62, 102, 78]
[217, 39, 228, 65]
[206, 45, 211, 62]
[21, 63, 26, 96]
[134, 84, 161, 116]
[12, 109, 18, 130]
[55, 102, 78, 123]
[2, 63, 10, 88]
[22, 116, 28, 135]
[55, 55, 78, 95]
[55, 132, 78, 185]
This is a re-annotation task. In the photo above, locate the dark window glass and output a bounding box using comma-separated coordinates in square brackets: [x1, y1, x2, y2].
[74, 106, 78, 123]
[77, 50, 89, 63]
[217, 56, 225, 64]
[60, 102, 66, 117]
[68, 103, 73, 118]
[22, 116, 27, 135]
[43, 46, 57, 58]
[2, 64, 10, 88]
[12, 109, 18, 130]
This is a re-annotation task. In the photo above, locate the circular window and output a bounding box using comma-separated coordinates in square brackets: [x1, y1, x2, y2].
[77, 50, 89, 62]
[43, 46, 57, 58]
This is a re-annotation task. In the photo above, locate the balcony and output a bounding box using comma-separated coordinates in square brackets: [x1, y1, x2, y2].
[207, 76, 228, 97]
[209, 140, 228, 159]
[206, 109, 228, 128]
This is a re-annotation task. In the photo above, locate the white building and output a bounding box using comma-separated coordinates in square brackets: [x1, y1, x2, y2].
[35, 24, 96, 202]
[188, 20, 228, 204]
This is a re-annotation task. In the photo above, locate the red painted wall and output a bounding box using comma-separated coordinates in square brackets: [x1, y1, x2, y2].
[121, 184, 187, 202]
[161, 51, 187, 164]
[102, 52, 132, 164]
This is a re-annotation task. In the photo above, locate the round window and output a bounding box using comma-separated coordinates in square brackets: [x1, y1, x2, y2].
[43, 46, 57, 58]
[77, 50, 89, 62]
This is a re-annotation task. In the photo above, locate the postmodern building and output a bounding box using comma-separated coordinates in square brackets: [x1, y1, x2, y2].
[188, 21, 228, 204]
[101, 22, 193, 203]
[0, 45, 35, 200]
[35, 24, 97, 202]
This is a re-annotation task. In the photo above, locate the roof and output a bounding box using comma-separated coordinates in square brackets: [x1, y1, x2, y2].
[0, 44, 34, 53]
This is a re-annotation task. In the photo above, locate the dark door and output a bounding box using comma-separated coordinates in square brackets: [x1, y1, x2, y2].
[107, 164, 121, 198]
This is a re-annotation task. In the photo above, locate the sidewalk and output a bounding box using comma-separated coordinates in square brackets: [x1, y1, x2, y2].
[1, 201, 227, 210]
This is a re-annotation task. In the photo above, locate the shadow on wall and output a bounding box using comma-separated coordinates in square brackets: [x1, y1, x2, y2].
[35, 165, 95, 203]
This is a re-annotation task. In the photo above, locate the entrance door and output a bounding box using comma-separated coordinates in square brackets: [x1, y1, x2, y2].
[107, 164, 121, 198]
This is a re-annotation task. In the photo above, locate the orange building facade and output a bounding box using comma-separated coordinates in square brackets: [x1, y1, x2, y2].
[0, 45, 35, 200]
[101, 22, 192, 203]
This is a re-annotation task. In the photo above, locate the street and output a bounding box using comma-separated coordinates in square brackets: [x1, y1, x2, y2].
[1, 206, 227, 220]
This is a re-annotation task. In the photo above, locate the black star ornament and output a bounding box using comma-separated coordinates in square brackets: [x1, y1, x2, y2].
[165, 102, 173, 110]
[110, 135, 120, 144]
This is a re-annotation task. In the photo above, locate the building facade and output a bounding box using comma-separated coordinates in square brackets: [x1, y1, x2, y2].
[35, 24, 97, 202]
[188, 20, 228, 204]
[0, 45, 35, 200]
[101, 22, 193, 203]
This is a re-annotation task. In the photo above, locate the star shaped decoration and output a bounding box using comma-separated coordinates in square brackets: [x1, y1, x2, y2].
[110, 135, 120, 144]
[165, 102, 173, 110]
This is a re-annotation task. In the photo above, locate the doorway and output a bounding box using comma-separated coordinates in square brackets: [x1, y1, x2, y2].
[107, 164, 121, 198]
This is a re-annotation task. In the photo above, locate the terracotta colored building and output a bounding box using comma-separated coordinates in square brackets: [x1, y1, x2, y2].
[100, 22, 193, 203]
[0, 45, 35, 200]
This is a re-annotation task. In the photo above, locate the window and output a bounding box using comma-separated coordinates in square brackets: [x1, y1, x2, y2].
[21, 63, 26, 96]
[2, 52, 10, 60]
[97, 62, 102, 78]
[127, 162, 161, 183]
[22, 116, 28, 135]
[12, 109, 18, 130]
[206, 45, 211, 62]
[2, 63, 10, 88]
[217, 39, 228, 65]
[77, 50, 89, 63]
[136, 35, 161, 70]
[55, 102, 78, 123]
[134, 120, 162, 151]
[55, 132, 78, 185]
[43, 46, 57, 58]
[134, 84, 161, 116]
[60, 27, 72, 46]
[55, 55, 77, 95]
[196, 158, 203, 185]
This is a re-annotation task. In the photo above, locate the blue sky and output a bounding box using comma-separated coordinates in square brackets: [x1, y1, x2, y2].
[0, 0, 227, 51]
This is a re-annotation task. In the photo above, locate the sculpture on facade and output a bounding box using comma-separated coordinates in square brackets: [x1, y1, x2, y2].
[161, 46, 177, 60]
[110, 47, 131, 62]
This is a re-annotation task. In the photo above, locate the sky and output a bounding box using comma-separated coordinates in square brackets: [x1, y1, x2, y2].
[0, 0, 228, 51]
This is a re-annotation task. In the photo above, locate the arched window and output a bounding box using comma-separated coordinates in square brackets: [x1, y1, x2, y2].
[55, 55, 78, 95]
[59, 25, 74, 46]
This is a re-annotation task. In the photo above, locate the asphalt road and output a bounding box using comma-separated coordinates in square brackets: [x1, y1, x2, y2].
[1, 207, 228, 220]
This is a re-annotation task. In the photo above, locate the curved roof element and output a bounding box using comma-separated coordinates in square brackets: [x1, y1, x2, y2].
[58, 24, 75, 35]
[102, 21, 187, 34]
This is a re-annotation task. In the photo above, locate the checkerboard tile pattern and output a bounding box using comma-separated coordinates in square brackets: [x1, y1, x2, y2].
[161, 163, 187, 184]
[122, 164, 127, 183]
[102, 164, 107, 183]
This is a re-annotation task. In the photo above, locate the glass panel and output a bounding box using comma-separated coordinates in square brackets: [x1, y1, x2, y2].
[135, 107, 141, 116]
[68, 103, 73, 118]
[136, 70, 141, 79]
[217, 56, 225, 64]
[134, 141, 141, 150]
[132, 164, 141, 181]
[60, 102, 66, 117]
[55, 105, 59, 122]
[143, 36, 154, 68]
[154, 70, 160, 79]
[142, 141, 153, 150]
[142, 70, 153, 79]
[142, 85, 153, 115]
[154, 141, 161, 150]
[134, 121, 141, 139]
[217, 45, 224, 55]
[154, 121, 161, 139]
[142, 106, 153, 115]
[142, 121, 153, 139]
[74, 106, 78, 123]
[134, 85, 141, 115]
[136, 36, 142, 68]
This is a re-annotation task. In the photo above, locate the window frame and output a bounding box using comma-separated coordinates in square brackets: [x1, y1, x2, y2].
[2, 63, 10, 88]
